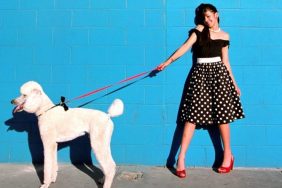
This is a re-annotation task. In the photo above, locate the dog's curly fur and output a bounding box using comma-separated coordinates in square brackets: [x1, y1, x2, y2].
[11, 81, 124, 188]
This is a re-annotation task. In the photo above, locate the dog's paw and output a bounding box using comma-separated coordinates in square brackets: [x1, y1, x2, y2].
[51, 172, 58, 183]
[40, 183, 50, 188]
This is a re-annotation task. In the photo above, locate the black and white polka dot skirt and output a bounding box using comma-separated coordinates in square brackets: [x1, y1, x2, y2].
[178, 59, 245, 125]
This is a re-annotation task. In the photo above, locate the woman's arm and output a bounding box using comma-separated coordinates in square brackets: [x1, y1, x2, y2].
[221, 38, 241, 96]
[157, 31, 198, 71]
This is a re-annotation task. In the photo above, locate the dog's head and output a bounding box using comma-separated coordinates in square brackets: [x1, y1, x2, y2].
[11, 81, 44, 114]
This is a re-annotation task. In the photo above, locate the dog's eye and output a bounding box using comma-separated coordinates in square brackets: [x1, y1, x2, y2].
[23, 94, 27, 98]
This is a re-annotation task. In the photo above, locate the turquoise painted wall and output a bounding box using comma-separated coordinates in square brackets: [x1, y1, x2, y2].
[1, 0, 282, 168]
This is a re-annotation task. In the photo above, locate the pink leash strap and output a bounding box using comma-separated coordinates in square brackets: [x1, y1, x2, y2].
[66, 69, 155, 103]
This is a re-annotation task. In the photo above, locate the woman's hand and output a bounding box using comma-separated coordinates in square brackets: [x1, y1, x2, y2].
[235, 85, 241, 96]
[157, 61, 170, 71]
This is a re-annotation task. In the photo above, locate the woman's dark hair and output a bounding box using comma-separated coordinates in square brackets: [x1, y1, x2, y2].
[194, 4, 206, 25]
[194, 4, 219, 43]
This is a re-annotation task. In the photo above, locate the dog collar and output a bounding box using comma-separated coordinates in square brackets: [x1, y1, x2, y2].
[38, 96, 69, 117]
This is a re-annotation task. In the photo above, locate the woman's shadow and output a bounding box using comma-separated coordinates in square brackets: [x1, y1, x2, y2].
[5, 111, 104, 187]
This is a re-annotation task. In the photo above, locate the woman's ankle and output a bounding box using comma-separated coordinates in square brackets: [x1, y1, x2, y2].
[223, 151, 232, 158]
[177, 157, 185, 170]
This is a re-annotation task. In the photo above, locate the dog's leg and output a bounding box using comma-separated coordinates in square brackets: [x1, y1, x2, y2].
[41, 141, 56, 188]
[90, 130, 116, 188]
[92, 144, 116, 188]
[51, 143, 58, 183]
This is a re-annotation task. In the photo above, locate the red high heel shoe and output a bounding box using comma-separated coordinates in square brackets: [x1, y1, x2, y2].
[218, 156, 234, 174]
[176, 159, 186, 178]
[176, 169, 186, 178]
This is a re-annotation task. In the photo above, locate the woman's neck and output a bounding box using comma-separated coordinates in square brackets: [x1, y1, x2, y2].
[209, 24, 220, 32]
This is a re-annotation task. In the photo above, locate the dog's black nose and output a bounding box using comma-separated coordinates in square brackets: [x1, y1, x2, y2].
[11, 99, 15, 104]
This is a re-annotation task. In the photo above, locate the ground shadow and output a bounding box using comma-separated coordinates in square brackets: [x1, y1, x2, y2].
[58, 135, 104, 187]
[5, 111, 104, 187]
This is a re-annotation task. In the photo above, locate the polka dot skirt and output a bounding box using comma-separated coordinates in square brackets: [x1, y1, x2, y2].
[178, 61, 245, 125]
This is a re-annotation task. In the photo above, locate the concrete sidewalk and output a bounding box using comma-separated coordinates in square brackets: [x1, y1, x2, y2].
[0, 164, 281, 188]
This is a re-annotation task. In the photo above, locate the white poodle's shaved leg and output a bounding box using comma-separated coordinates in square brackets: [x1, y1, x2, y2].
[95, 147, 116, 188]
[101, 151, 116, 188]
[90, 136, 116, 188]
[43, 142, 56, 187]
[51, 143, 58, 183]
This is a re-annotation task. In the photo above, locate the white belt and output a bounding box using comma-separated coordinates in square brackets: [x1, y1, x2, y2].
[197, 57, 221, 63]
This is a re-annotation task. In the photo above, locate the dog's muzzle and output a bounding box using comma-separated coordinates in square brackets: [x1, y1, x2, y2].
[11, 98, 25, 113]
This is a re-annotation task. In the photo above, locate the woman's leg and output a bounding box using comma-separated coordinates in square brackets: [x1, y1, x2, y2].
[177, 122, 196, 170]
[218, 123, 233, 167]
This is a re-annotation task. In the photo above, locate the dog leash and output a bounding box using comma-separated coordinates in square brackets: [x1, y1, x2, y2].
[53, 68, 159, 112]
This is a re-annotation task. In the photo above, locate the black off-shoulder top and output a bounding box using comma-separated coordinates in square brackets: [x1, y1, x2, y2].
[191, 29, 230, 58]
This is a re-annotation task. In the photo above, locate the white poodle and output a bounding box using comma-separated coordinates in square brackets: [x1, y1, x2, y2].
[11, 81, 124, 188]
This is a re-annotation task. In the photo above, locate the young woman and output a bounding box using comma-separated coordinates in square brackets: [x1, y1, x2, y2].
[157, 4, 245, 178]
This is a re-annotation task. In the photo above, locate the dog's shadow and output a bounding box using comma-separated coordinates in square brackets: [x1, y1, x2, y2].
[5, 111, 104, 188]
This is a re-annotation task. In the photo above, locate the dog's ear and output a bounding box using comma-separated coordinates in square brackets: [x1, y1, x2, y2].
[32, 88, 42, 95]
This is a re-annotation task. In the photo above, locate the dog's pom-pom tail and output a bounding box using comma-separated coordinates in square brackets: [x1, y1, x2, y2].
[108, 99, 124, 117]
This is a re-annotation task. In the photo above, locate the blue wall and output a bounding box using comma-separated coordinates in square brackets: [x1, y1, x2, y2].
[1, 0, 282, 168]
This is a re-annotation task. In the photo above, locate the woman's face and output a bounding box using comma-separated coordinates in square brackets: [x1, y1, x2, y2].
[203, 9, 218, 28]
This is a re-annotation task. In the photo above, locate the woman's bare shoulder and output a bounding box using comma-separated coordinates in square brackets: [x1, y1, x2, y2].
[220, 30, 230, 40]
